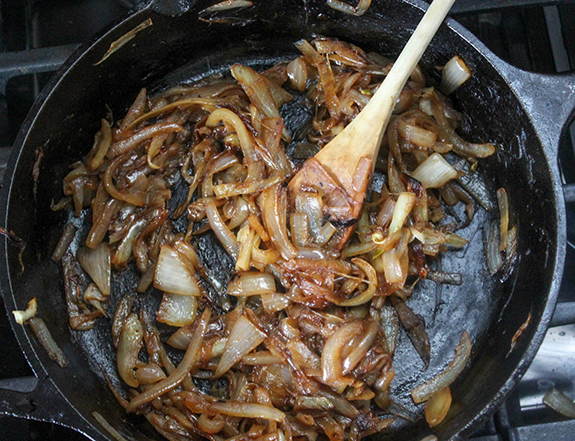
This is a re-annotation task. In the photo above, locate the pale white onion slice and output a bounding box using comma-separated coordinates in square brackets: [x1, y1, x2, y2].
[154, 244, 201, 296]
[314, 222, 337, 247]
[290, 212, 310, 248]
[382, 249, 403, 284]
[77, 243, 111, 296]
[295, 192, 323, 237]
[228, 272, 276, 296]
[440, 55, 472, 95]
[12, 297, 37, 325]
[261, 292, 290, 313]
[210, 401, 285, 422]
[411, 153, 458, 189]
[388, 192, 416, 235]
[156, 293, 197, 327]
[215, 315, 266, 378]
[286, 57, 308, 91]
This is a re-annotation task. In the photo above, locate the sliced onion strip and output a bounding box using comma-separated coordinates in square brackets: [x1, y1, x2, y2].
[440, 55, 472, 95]
[77, 243, 111, 296]
[340, 258, 377, 306]
[206, 199, 239, 259]
[388, 192, 416, 236]
[260, 183, 297, 260]
[154, 244, 201, 296]
[210, 401, 285, 422]
[126, 308, 211, 413]
[321, 322, 363, 389]
[424, 386, 452, 427]
[156, 293, 197, 327]
[411, 153, 458, 189]
[412, 331, 471, 403]
[215, 315, 266, 378]
[29, 317, 69, 368]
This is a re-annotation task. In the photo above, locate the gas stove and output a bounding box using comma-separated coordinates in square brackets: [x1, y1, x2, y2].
[0, 1, 574, 440]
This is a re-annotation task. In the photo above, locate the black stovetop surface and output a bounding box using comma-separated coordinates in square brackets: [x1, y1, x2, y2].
[0, 1, 574, 440]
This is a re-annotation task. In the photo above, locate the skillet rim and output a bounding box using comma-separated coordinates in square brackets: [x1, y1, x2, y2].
[0, 1, 566, 439]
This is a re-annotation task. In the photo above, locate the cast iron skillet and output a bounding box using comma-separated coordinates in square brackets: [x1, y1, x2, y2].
[0, 0, 573, 440]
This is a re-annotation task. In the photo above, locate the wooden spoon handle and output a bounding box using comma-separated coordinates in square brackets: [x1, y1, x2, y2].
[315, 0, 456, 190]
[369, 0, 457, 114]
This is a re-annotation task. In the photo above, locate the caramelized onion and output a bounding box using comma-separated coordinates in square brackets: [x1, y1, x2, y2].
[126, 308, 210, 413]
[412, 331, 471, 403]
[117, 313, 144, 387]
[261, 183, 297, 260]
[215, 315, 266, 378]
[206, 199, 239, 259]
[210, 402, 285, 422]
[77, 243, 111, 296]
[53, 37, 499, 441]
[321, 322, 363, 389]
[326, 0, 372, 16]
[424, 386, 452, 427]
[154, 244, 201, 296]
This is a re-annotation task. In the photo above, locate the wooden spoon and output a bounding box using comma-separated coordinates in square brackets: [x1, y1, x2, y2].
[289, 0, 456, 245]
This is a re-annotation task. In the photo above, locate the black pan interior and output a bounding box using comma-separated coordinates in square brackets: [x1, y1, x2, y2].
[1, 0, 560, 440]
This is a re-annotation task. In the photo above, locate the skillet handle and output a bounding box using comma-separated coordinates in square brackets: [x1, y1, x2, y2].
[501, 67, 575, 159]
[0, 374, 105, 440]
